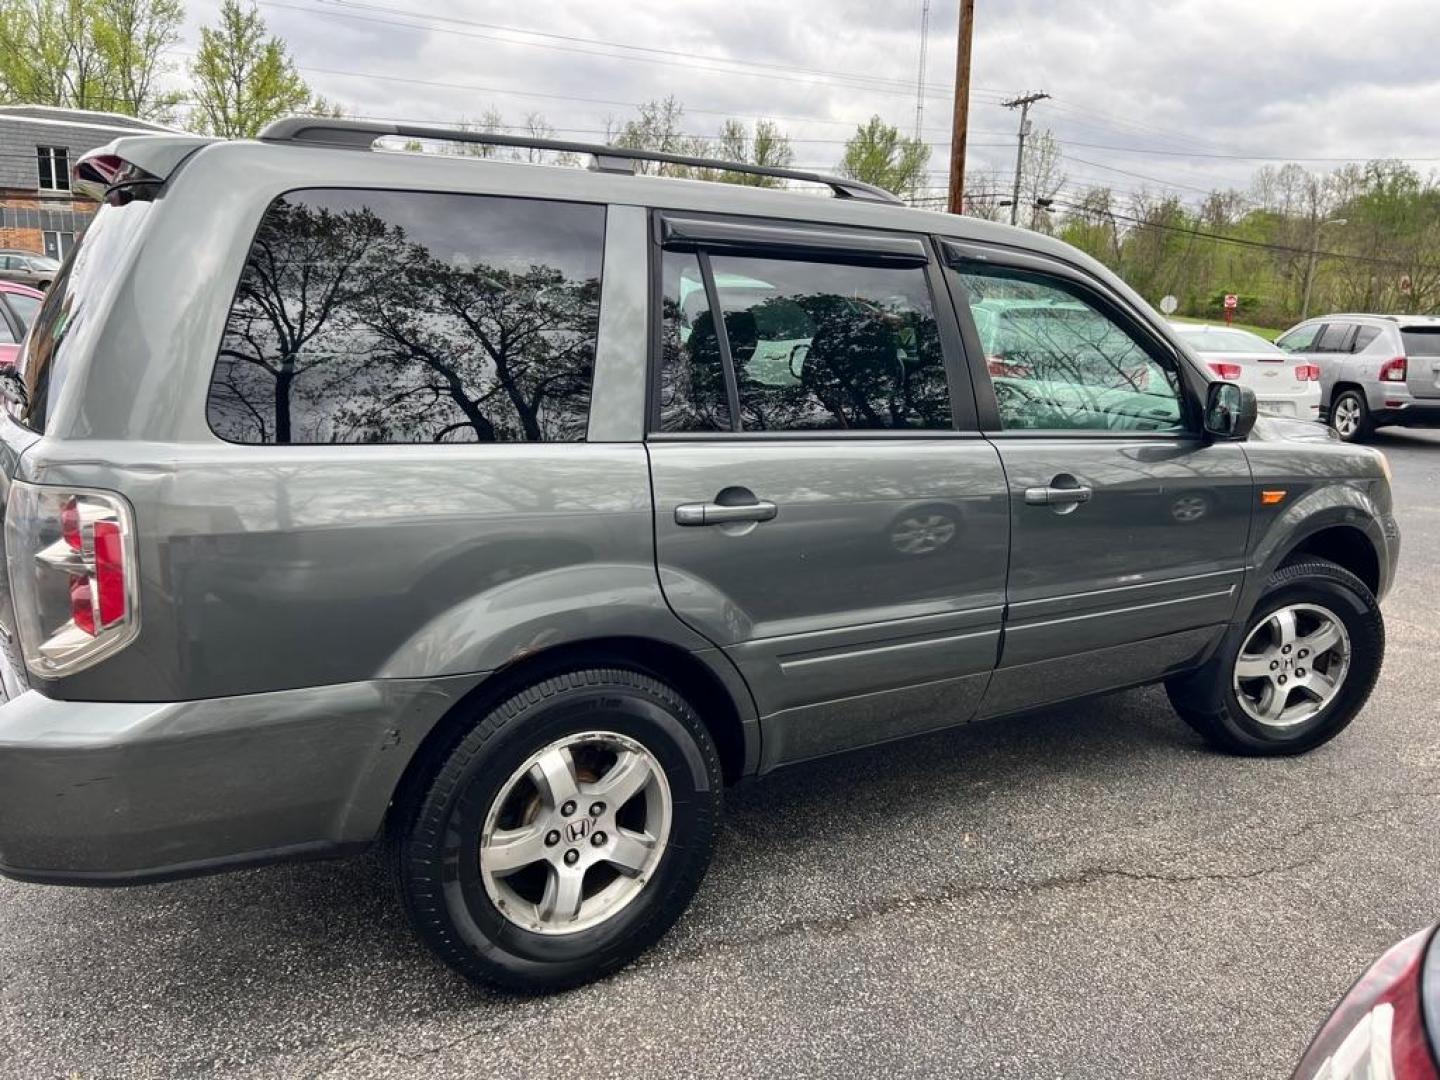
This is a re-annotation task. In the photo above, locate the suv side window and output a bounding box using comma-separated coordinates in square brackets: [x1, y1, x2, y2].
[1352, 325, 1381, 352]
[953, 266, 1185, 433]
[658, 249, 951, 432]
[1315, 322, 1355, 353]
[1277, 324, 1321, 352]
[208, 190, 605, 444]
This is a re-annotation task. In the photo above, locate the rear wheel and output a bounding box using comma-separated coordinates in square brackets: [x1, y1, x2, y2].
[1329, 389, 1373, 442]
[392, 667, 722, 993]
[1166, 559, 1383, 755]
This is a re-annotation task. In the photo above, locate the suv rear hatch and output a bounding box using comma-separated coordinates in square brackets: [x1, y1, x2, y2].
[0, 135, 208, 700]
[1400, 325, 1440, 400]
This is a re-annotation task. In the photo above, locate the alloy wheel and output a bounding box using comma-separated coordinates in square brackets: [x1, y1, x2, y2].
[1232, 602, 1351, 728]
[479, 730, 672, 935]
[1332, 396, 1360, 438]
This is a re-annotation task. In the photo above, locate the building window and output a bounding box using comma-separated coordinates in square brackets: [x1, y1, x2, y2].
[37, 146, 69, 192]
[42, 230, 74, 260]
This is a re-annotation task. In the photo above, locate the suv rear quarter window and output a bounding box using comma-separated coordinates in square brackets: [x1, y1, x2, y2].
[208, 190, 605, 444]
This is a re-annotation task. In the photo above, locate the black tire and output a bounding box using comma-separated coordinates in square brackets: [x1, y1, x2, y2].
[1329, 389, 1374, 442]
[1166, 559, 1384, 755]
[391, 667, 723, 993]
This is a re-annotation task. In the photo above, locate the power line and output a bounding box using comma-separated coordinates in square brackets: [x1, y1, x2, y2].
[257, 0, 1016, 102]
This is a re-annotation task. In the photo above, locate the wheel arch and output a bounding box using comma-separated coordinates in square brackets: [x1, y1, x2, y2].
[383, 635, 759, 841]
[1277, 523, 1381, 596]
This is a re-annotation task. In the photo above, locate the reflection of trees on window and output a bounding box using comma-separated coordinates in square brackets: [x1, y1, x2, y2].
[960, 271, 1183, 432]
[658, 252, 731, 432]
[716, 256, 950, 433]
[209, 192, 603, 444]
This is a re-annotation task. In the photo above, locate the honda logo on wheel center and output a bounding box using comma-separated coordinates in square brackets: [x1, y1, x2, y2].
[566, 818, 591, 843]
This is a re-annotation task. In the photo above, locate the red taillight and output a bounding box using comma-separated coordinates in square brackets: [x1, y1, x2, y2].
[60, 496, 82, 550]
[1380, 356, 1408, 382]
[1295, 363, 1321, 382]
[5, 483, 139, 675]
[93, 520, 126, 627]
[1207, 361, 1242, 380]
[1291, 928, 1440, 1080]
[69, 577, 95, 635]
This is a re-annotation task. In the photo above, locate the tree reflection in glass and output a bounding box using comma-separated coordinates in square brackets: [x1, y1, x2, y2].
[209, 191, 604, 444]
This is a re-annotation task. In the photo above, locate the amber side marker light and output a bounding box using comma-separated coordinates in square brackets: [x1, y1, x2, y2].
[1261, 490, 1288, 506]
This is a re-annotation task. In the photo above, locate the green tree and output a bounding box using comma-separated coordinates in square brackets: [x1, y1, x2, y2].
[0, 0, 182, 118]
[836, 115, 930, 200]
[191, 0, 326, 138]
[709, 118, 794, 186]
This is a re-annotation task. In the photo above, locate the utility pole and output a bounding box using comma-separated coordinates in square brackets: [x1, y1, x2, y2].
[945, 0, 974, 215]
[1002, 91, 1049, 226]
[1301, 216, 1347, 320]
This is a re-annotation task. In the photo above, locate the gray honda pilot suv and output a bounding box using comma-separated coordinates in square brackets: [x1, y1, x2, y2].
[0, 119, 1399, 993]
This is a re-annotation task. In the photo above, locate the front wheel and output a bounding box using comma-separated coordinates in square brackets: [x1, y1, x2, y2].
[1166, 559, 1384, 755]
[392, 667, 723, 993]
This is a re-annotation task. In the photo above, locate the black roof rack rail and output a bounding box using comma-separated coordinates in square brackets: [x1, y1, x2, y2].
[258, 117, 904, 205]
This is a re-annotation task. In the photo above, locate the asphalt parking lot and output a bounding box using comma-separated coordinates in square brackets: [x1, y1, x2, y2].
[0, 430, 1437, 1080]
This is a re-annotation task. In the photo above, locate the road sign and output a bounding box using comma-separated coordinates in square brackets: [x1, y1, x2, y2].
[1400, 274, 1414, 296]
[1223, 294, 1238, 309]
[1159, 295, 1178, 315]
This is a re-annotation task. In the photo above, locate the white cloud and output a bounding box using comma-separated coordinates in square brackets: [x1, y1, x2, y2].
[173, 0, 1440, 204]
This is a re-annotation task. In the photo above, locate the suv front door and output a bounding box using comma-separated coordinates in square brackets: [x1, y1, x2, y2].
[646, 215, 1010, 770]
[942, 241, 1253, 717]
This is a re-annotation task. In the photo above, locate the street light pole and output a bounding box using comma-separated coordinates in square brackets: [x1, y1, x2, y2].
[1002, 92, 1049, 226]
[1301, 217, 1347, 320]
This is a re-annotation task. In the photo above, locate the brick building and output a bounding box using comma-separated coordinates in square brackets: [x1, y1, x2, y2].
[0, 105, 174, 260]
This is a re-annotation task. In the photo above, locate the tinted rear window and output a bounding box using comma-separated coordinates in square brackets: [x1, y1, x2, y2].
[1402, 329, 1440, 357]
[6, 196, 155, 432]
[207, 189, 605, 444]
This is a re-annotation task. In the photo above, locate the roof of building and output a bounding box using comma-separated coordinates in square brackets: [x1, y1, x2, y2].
[0, 105, 177, 135]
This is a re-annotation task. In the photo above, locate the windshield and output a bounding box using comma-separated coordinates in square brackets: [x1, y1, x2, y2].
[1174, 326, 1281, 353]
[28, 256, 59, 271]
[8, 193, 156, 432]
[4, 292, 40, 332]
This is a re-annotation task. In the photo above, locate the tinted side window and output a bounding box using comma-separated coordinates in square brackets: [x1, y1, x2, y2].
[658, 250, 731, 432]
[955, 267, 1185, 433]
[714, 255, 949, 431]
[208, 190, 604, 444]
[1315, 323, 1354, 353]
[1352, 325, 1381, 352]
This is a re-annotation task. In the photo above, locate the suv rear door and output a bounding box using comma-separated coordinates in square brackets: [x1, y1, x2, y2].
[941, 240, 1253, 717]
[646, 214, 1009, 770]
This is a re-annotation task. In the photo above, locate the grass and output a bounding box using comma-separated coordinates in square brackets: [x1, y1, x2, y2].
[1169, 315, 1281, 341]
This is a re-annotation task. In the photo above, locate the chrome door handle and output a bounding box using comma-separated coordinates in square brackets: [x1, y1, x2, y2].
[1024, 485, 1093, 507]
[674, 501, 778, 526]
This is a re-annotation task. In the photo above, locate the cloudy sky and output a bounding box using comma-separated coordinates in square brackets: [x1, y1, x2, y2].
[171, 0, 1440, 207]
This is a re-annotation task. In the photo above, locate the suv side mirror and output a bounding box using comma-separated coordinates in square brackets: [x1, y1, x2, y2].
[1204, 381, 1258, 440]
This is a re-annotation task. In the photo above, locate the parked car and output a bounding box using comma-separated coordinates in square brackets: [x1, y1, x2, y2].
[1277, 314, 1440, 441]
[0, 282, 42, 367]
[0, 250, 59, 291]
[0, 120, 1399, 994]
[1171, 323, 1322, 421]
[1292, 924, 1440, 1079]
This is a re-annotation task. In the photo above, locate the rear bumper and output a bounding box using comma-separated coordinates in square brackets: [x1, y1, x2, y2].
[1374, 400, 1440, 427]
[0, 674, 481, 885]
